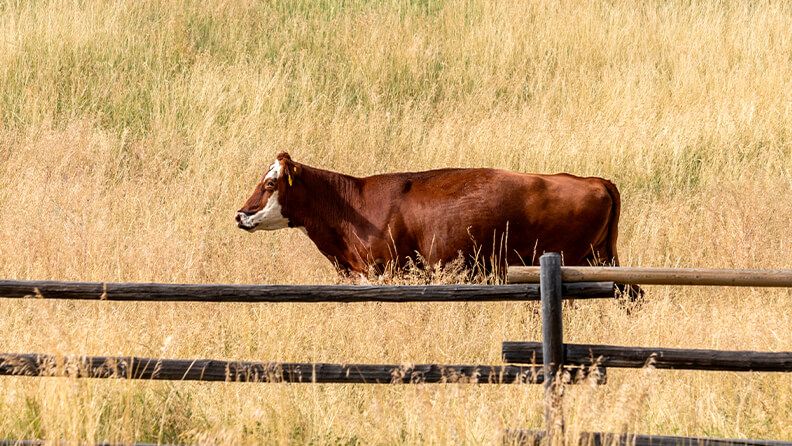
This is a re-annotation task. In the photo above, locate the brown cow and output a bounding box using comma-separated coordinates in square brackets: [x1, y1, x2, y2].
[236, 153, 641, 298]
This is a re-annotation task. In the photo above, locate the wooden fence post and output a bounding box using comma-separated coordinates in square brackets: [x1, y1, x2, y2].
[540, 252, 564, 442]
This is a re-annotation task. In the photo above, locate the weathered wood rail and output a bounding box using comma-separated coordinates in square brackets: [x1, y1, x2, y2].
[0, 442, 168, 446]
[507, 430, 792, 446]
[1, 352, 590, 384]
[502, 342, 792, 372]
[508, 265, 792, 287]
[0, 280, 613, 302]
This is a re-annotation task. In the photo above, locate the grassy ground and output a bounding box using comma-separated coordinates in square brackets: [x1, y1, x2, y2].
[1, 0, 791, 444]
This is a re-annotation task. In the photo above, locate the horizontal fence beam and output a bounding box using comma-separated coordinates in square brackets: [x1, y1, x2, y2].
[0, 442, 168, 446]
[508, 266, 792, 287]
[505, 430, 792, 446]
[0, 353, 606, 384]
[0, 280, 614, 302]
[502, 342, 792, 372]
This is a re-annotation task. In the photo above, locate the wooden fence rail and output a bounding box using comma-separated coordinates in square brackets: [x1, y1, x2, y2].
[508, 266, 792, 287]
[0, 352, 605, 385]
[0, 280, 614, 302]
[506, 430, 792, 446]
[0, 442, 168, 446]
[502, 342, 792, 372]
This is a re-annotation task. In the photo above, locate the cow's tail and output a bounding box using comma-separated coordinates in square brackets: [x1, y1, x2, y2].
[601, 179, 644, 302]
[600, 179, 621, 266]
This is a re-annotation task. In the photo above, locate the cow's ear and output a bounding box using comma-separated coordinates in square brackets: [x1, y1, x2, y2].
[288, 161, 302, 177]
[281, 158, 302, 186]
[276, 151, 291, 161]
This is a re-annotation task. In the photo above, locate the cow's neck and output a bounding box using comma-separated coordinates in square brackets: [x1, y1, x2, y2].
[291, 165, 369, 269]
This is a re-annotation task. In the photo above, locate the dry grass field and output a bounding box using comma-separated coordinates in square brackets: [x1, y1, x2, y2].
[1, 0, 792, 444]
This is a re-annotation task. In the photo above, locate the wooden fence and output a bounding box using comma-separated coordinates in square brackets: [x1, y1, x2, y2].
[0, 279, 610, 387]
[506, 253, 792, 445]
[2, 257, 792, 445]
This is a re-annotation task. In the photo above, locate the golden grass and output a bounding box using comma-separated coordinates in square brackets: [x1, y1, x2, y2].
[1, 0, 791, 444]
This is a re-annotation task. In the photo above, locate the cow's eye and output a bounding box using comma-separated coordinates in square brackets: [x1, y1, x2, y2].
[265, 181, 276, 190]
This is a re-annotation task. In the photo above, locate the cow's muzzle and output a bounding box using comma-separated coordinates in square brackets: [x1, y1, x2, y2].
[235, 212, 256, 231]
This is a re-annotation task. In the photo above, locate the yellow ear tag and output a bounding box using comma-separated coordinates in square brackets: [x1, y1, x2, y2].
[288, 175, 293, 186]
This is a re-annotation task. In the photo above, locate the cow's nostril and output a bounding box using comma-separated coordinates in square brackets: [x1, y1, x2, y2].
[235, 213, 242, 223]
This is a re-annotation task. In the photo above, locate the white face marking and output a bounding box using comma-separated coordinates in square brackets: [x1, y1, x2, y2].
[238, 191, 289, 231]
[264, 160, 281, 181]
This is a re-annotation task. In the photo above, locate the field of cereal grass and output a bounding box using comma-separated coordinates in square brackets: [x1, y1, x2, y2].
[1, 1, 791, 443]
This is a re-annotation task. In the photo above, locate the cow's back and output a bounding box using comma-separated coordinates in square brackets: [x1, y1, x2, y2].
[367, 168, 618, 267]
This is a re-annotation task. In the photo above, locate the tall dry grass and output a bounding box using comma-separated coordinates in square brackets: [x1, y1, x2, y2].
[1, 0, 791, 444]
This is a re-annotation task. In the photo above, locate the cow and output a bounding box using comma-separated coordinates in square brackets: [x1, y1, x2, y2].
[236, 152, 642, 299]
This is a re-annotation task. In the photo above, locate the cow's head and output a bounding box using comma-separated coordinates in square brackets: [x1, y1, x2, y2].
[236, 152, 302, 232]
